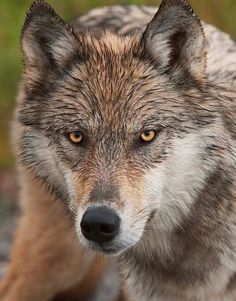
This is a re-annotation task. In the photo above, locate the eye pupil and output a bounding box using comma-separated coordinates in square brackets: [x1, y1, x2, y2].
[144, 131, 150, 136]
[74, 132, 81, 138]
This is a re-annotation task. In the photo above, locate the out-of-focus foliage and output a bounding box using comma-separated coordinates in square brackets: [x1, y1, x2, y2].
[0, 0, 235, 168]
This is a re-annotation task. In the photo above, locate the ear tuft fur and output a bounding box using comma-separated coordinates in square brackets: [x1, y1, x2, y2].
[160, 0, 195, 15]
[22, 0, 64, 36]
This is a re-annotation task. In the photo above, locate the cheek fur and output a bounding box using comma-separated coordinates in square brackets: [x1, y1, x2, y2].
[142, 133, 213, 231]
[20, 129, 71, 201]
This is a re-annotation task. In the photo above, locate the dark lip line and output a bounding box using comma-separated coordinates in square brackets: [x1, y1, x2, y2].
[142, 209, 157, 233]
[147, 209, 156, 224]
[101, 248, 120, 255]
[88, 242, 121, 255]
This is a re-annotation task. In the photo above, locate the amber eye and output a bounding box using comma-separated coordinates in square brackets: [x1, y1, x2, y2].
[140, 130, 156, 142]
[68, 131, 83, 144]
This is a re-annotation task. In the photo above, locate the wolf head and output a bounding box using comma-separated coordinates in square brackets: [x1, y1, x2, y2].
[19, 0, 222, 255]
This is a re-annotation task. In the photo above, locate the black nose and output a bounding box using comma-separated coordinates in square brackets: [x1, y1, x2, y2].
[80, 207, 120, 244]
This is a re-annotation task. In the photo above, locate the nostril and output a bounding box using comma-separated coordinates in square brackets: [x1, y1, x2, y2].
[99, 224, 117, 235]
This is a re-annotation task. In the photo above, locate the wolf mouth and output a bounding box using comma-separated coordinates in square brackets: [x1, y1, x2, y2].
[88, 242, 126, 256]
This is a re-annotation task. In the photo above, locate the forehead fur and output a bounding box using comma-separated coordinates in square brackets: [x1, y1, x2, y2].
[78, 30, 140, 56]
[53, 31, 172, 130]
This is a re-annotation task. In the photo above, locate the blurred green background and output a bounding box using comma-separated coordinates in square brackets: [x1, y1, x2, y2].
[0, 0, 235, 169]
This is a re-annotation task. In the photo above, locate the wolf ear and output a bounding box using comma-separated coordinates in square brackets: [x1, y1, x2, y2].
[21, 0, 77, 77]
[141, 0, 206, 83]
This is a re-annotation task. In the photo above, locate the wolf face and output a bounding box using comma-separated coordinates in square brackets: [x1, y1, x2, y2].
[19, 0, 222, 256]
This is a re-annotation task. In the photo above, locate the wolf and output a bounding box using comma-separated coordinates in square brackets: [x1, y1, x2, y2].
[0, 0, 236, 300]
